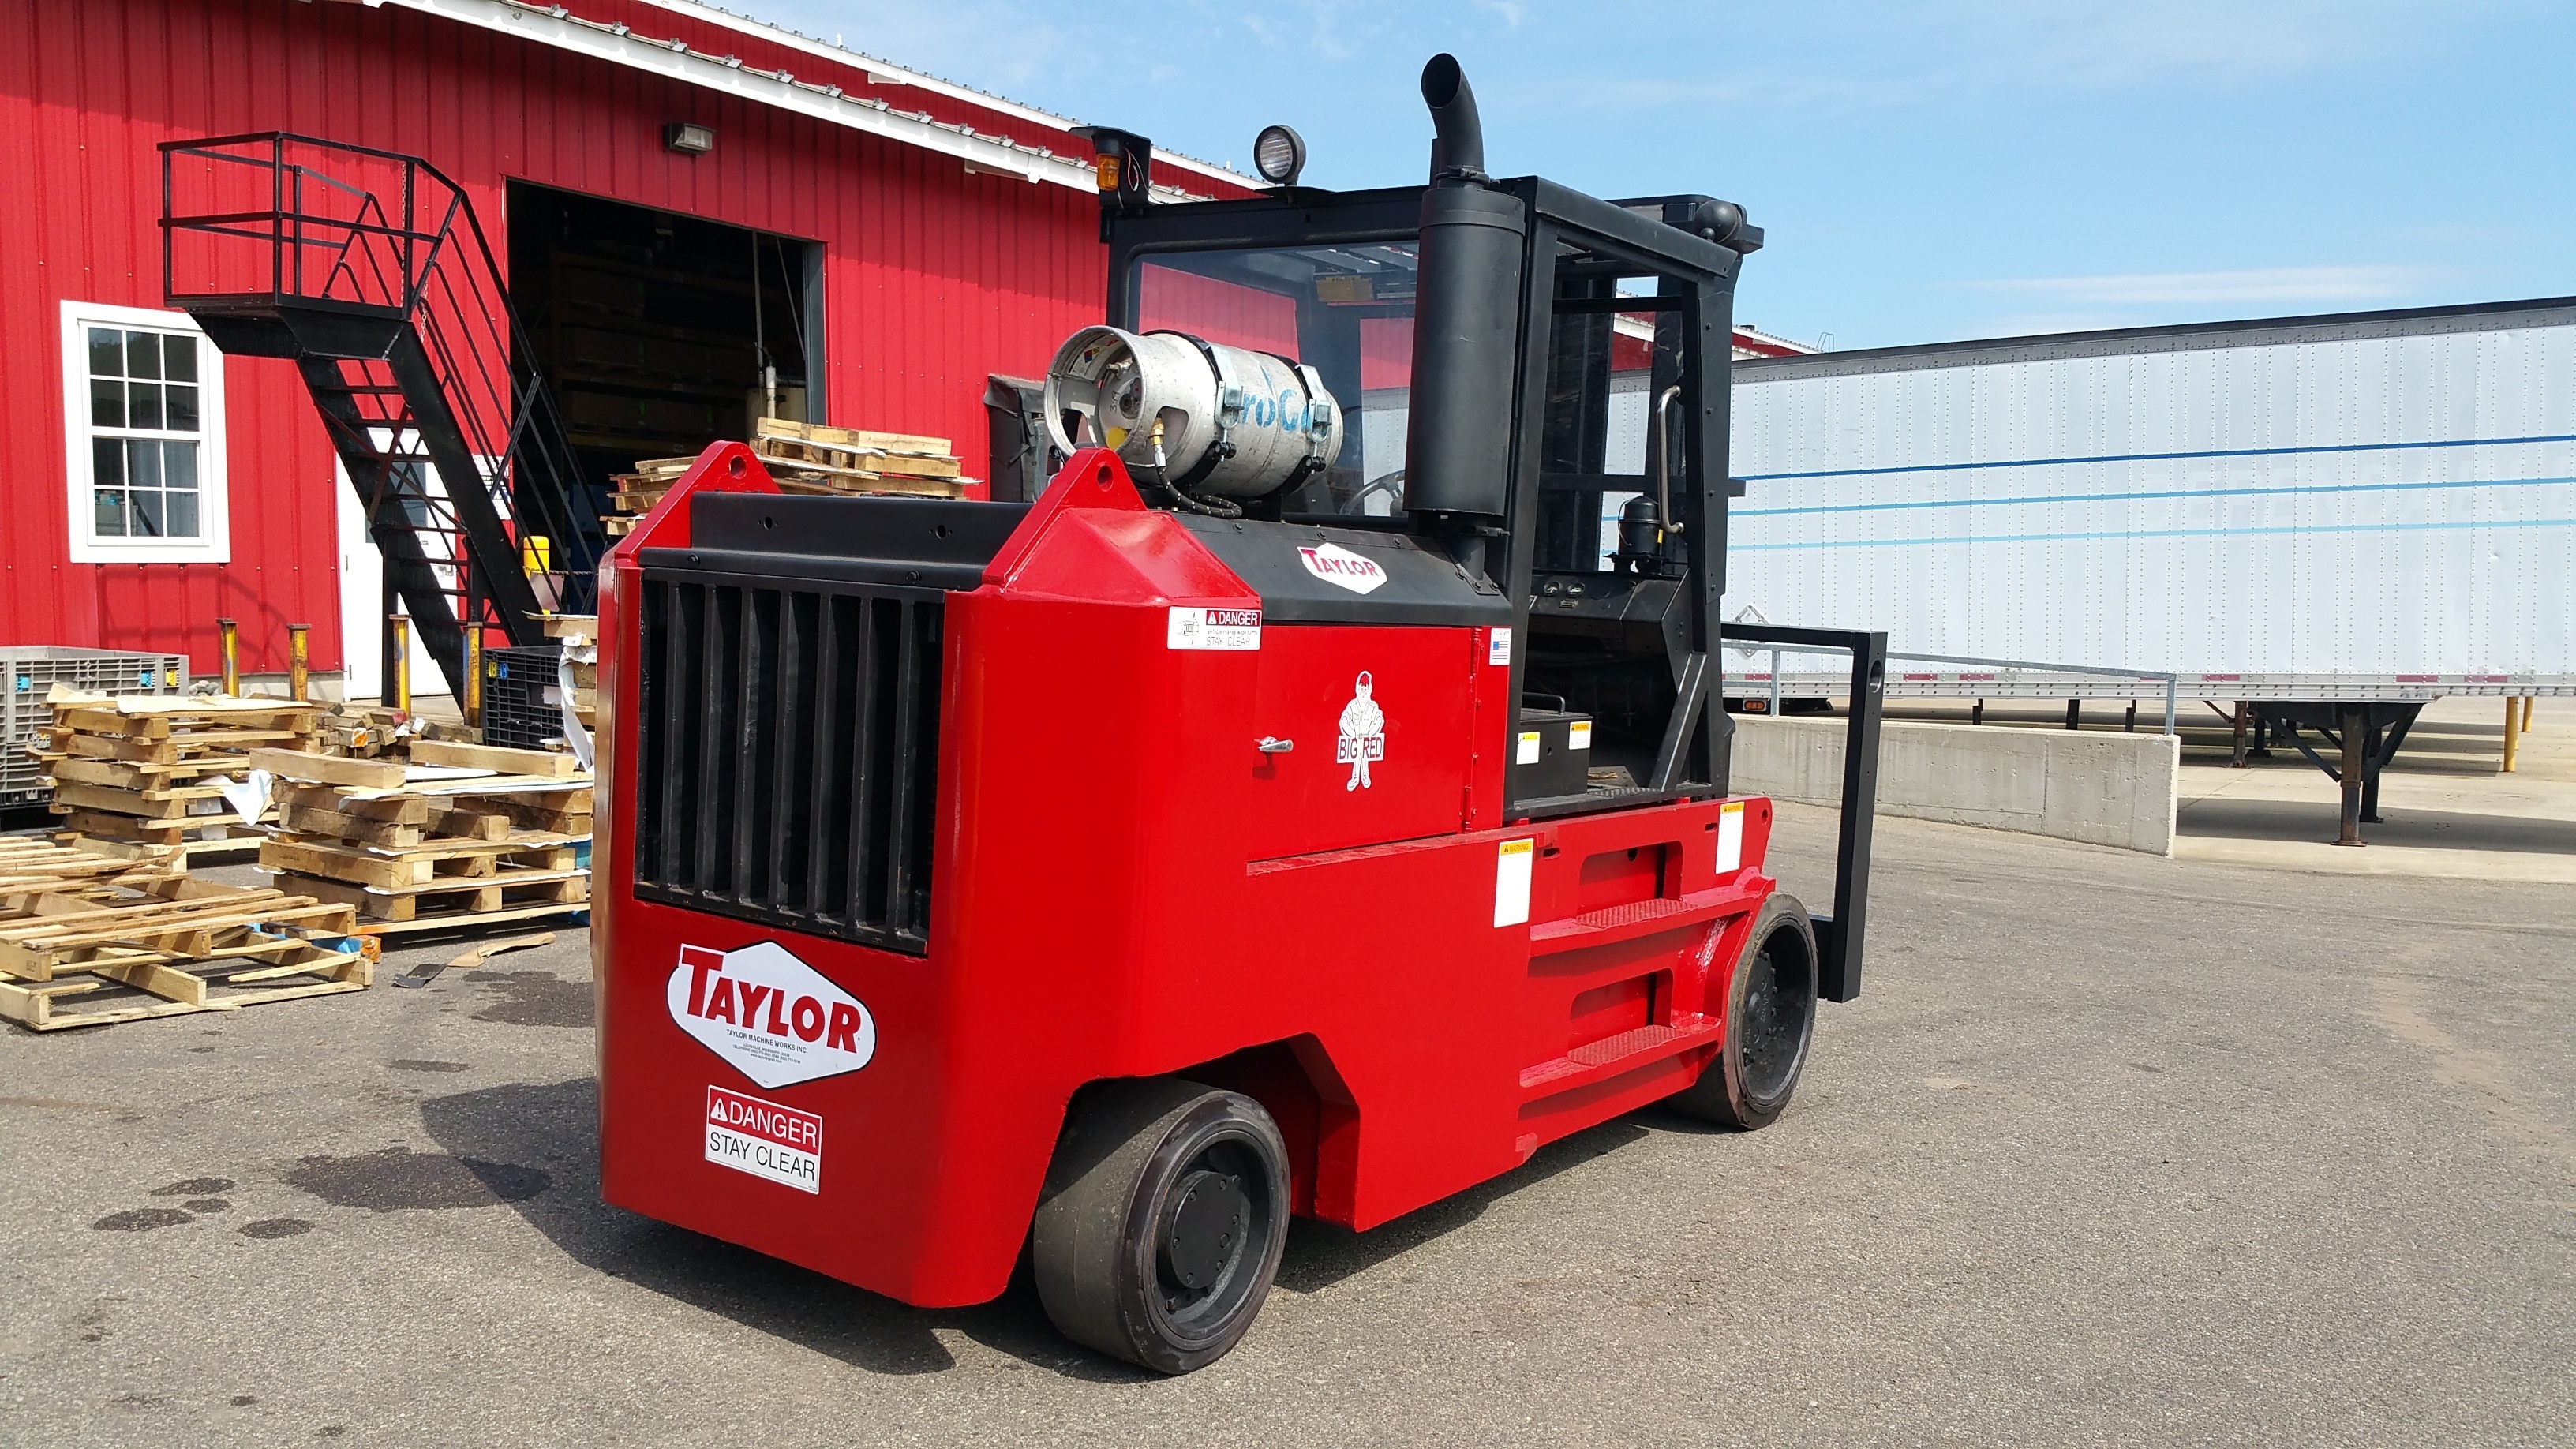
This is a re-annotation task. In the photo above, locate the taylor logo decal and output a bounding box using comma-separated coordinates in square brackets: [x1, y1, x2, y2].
[1297, 542, 1388, 595]
[667, 942, 876, 1089]
[1336, 671, 1387, 791]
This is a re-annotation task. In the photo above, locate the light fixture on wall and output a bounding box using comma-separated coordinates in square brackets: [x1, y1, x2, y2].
[664, 122, 715, 155]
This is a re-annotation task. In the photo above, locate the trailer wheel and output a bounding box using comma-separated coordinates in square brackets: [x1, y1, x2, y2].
[1670, 893, 1818, 1130]
[1031, 1080, 1290, 1375]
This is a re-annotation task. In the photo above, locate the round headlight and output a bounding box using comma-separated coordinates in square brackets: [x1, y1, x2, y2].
[1252, 125, 1306, 187]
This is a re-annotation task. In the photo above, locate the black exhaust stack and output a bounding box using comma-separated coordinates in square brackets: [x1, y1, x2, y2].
[1402, 54, 1526, 550]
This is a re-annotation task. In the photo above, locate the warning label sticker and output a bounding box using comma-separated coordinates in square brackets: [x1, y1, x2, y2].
[1488, 627, 1512, 667]
[1493, 837, 1535, 928]
[705, 1085, 822, 1194]
[1167, 606, 1263, 650]
[1567, 720, 1592, 751]
[1717, 801, 1746, 872]
[1516, 731, 1542, 765]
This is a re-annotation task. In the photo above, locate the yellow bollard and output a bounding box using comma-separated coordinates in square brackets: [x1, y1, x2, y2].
[2523, 696, 2535, 734]
[463, 623, 485, 728]
[217, 616, 241, 697]
[2503, 696, 2520, 773]
[389, 616, 412, 713]
[287, 624, 310, 702]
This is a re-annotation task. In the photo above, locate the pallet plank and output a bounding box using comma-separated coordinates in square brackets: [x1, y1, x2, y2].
[247, 749, 408, 790]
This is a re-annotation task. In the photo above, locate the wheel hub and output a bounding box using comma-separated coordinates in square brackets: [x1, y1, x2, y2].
[1159, 1167, 1249, 1293]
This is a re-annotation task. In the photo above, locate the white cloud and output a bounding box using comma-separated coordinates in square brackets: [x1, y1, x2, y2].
[1966, 264, 2445, 305]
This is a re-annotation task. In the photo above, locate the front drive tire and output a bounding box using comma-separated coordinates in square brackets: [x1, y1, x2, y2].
[1031, 1080, 1290, 1374]
[1669, 891, 1819, 1131]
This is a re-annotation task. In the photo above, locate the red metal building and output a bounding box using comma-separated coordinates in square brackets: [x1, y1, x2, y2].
[0, 0, 1260, 686]
[2, 0, 1799, 688]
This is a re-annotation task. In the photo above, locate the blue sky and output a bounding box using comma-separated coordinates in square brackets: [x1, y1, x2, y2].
[744, 1, 2574, 350]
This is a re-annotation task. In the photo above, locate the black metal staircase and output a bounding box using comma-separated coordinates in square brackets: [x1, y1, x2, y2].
[159, 133, 603, 693]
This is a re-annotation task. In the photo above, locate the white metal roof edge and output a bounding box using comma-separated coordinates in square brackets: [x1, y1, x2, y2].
[1736, 296, 2576, 384]
[381, 0, 1224, 200]
[628, 0, 1256, 191]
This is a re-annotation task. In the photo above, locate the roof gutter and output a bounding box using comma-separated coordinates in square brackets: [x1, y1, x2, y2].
[627, 0, 1255, 193]
[379, 0, 1219, 200]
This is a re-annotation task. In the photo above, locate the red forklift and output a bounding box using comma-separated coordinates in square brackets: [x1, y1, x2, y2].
[593, 55, 1886, 1373]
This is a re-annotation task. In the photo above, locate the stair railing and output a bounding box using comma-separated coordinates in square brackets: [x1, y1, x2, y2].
[161, 133, 604, 639]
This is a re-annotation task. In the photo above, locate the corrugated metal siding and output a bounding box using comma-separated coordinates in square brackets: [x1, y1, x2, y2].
[1729, 316, 2576, 676]
[2, 0, 1219, 673]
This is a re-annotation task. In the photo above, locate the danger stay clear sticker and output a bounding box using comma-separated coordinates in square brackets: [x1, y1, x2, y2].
[705, 1085, 822, 1194]
[1167, 606, 1262, 650]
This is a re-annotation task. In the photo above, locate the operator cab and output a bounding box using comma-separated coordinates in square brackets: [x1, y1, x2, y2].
[1081, 128, 1762, 818]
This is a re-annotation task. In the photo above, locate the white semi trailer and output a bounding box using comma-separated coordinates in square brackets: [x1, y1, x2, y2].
[1724, 296, 2575, 837]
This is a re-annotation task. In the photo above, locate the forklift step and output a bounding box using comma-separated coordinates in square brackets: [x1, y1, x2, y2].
[1527, 886, 1756, 957]
[1517, 1013, 1725, 1099]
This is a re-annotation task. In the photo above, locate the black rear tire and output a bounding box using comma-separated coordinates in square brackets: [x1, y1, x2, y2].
[1031, 1079, 1290, 1374]
[1669, 892, 1818, 1130]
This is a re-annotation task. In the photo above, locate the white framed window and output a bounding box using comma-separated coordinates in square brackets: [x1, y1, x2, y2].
[60, 300, 230, 564]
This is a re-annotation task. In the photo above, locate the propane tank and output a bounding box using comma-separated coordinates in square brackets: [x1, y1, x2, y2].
[1043, 325, 1343, 500]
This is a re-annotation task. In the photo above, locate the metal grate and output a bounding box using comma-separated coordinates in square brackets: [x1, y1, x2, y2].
[632, 570, 944, 955]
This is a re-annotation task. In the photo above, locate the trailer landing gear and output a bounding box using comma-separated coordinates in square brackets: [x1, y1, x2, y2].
[1670, 893, 1818, 1131]
[1033, 1080, 1290, 1374]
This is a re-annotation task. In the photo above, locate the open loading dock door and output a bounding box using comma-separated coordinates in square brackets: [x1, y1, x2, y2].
[507, 184, 824, 507]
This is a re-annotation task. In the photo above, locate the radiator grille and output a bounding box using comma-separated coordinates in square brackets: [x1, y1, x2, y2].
[634, 571, 943, 954]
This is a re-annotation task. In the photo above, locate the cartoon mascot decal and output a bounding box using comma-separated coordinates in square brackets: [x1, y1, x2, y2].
[1336, 671, 1386, 791]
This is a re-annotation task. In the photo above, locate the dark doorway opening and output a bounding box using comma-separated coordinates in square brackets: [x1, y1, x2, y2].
[507, 182, 824, 506]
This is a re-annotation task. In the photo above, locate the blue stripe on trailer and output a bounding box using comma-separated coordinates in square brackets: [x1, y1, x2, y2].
[1736, 430, 2576, 483]
[1736, 517, 2576, 552]
[1737, 474, 2576, 519]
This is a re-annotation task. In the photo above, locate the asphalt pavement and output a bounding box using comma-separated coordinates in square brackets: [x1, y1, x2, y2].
[2, 805, 2569, 1447]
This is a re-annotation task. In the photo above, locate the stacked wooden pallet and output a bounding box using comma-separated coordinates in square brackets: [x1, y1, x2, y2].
[751, 417, 972, 497]
[254, 740, 593, 934]
[31, 690, 319, 861]
[604, 455, 695, 537]
[601, 421, 975, 535]
[0, 840, 370, 1032]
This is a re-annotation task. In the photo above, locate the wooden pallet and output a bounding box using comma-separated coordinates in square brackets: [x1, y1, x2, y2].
[53, 826, 269, 863]
[756, 416, 955, 461]
[260, 834, 582, 890]
[2, 939, 369, 1031]
[275, 866, 590, 923]
[354, 899, 591, 938]
[0, 839, 170, 895]
[0, 873, 370, 1032]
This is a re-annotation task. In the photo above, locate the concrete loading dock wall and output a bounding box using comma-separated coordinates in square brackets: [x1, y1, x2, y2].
[1732, 713, 2181, 855]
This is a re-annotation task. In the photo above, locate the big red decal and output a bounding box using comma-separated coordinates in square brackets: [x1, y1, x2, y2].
[665, 941, 876, 1089]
